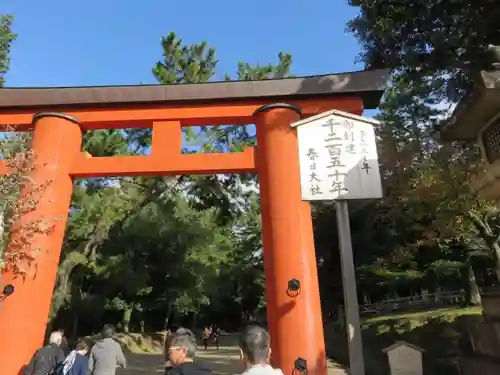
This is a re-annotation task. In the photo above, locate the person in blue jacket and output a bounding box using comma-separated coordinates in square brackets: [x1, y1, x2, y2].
[59, 339, 89, 375]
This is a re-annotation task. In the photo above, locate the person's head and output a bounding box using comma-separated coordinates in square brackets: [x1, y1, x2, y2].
[101, 324, 115, 339]
[239, 325, 271, 367]
[49, 331, 63, 346]
[168, 330, 197, 366]
[176, 328, 195, 337]
[164, 328, 194, 363]
[75, 340, 89, 355]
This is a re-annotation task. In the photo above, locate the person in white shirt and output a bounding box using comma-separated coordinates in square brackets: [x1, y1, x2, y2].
[239, 325, 284, 375]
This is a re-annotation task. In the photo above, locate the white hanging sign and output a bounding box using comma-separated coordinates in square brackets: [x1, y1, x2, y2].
[292, 109, 383, 201]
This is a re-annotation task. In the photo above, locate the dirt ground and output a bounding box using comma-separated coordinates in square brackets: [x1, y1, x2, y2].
[117, 345, 348, 375]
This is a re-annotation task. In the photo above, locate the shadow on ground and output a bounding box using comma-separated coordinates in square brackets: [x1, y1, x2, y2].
[117, 346, 243, 375]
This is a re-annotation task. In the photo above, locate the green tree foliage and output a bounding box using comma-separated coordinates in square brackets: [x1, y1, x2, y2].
[325, 0, 500, 306]
[0, 14, 15, 87]
[348, 0, 498, 102]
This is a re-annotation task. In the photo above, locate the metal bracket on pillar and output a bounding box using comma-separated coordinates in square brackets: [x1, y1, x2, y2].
[252, 103, 302, 117]
[287, 278, 301, 297]
[0, 284, 14, 301]
[292, 357, 308, 375]
[32, 112, 85, 133]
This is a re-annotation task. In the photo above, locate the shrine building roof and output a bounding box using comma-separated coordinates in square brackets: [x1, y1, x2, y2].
[441, 70, 500, 142]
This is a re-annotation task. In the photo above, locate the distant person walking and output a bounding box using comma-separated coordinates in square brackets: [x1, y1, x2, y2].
[88, 325, 127, 375]
[166, 330, 212, 375]
[202, 327, 211, 351]
[239, 324, 284, 375]
[23, 331, 65, 375]
[212, 326, 221, 350]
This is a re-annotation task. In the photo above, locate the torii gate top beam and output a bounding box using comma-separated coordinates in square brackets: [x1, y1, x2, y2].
[0, 69, 388, 130]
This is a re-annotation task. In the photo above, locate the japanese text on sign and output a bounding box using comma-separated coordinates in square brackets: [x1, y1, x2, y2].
[306, 148, 323, 196]
[294, 110, 383, 201]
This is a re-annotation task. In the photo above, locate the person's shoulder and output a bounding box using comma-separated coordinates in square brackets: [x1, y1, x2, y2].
[195, 361, 213, 374]
[113, 339, 123, 347]
[187, 362, 213, 375]
[42, 345, 61, 356]
[242, 364, 283, 375]
[32, 346, 46, 359]
[167, 366, 182, 375]
[169, 362, 212, 375]
[35, 345, 48, 354]
[76, 353, 89, 361]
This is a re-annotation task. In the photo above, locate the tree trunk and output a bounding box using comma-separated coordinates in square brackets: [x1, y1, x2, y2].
[122, 307, 133, 333]
[492, 243, 500, 282]
[464, 262, 481, 305]
[164, 303, 173, 329]
[72, 313, 79, 339]
[191, 312, 198, 330]
[71, 274, 84, 338]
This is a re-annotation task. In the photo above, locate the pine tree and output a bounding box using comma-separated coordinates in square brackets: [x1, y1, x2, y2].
[0, 15, 15, 87]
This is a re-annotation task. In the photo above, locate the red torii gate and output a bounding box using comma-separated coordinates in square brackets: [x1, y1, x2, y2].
[0, 70, 387, 375]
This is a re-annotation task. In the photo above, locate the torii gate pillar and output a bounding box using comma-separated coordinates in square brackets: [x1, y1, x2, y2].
[255, 104, 326, 375]
[0, 113, 83, 375]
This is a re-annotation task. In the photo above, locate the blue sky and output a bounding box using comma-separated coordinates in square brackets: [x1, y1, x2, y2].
[2, 0, 364, 87]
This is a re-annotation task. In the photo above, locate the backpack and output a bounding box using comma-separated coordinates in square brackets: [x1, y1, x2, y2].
[50, 355, 68, 375]
[50, 361, 65, 375]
